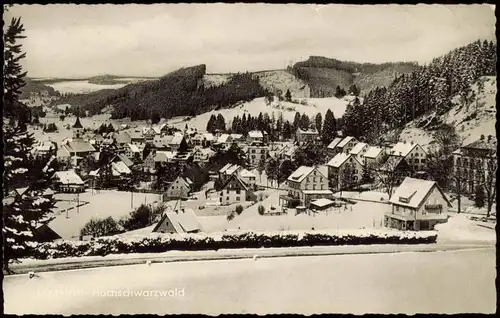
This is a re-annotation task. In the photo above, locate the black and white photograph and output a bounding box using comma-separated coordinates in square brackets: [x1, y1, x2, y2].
[2, 3, 496, 315]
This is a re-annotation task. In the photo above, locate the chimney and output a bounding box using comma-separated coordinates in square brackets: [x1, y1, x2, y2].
[410, 140, 414, 145]
[480, 134, 485, 140]
[487, 135, 492, 142]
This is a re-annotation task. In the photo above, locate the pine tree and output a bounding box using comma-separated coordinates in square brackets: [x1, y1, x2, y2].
[292, 112, 301, 132]
[300, 113, 310, 130]
[285, 89, 292, 102]
[216, 114, 226, 132]
[315, 113, 322, 133]
[474, 186, 485, 208]
[3, 17, 56, 273]
[321, 109, 337, 145]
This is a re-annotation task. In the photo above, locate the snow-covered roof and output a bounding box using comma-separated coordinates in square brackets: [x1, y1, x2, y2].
[389, 142, 418, 157]
[128, 144, 141, 152]
[112, 161, 132, 175]
[302, 190, 332, 195]
[364, 146, 383, 159]
[219, 163, 233, 174]
[287, 166, 314, 183]
[54, 170, 84, 185]
[337, 136, 357, 148]
[225, 164, 241, 176]
[248, 130, 264, 138]
[349, 142, 368, 155]
[239, 168, 256, 178]
[389, 177, 451, 209]
[64, 140, 96, 153]
[154, 151, 176, 162]
[217, 134, 231, 143]
[36, 141, 55, 152]
[127, 130, 144, 140]
[230, 133, 243, 140]
[326, 153, 351, 168]
[203, 133, 215, 141]
[297, 128, 318, 135]
[310, 198, 335, 207]
[327, 137, 344, 150]
[155, 209, 201, 234]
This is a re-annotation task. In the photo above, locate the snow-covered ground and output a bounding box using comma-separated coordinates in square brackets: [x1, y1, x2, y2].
[228, 190, 390, 232]
[168, 96, 349, 131]
[46, 81, 127, 94]
[4, 248, 495, 314]
[49, 190, 162, 240]
[435, 214, 496, 243]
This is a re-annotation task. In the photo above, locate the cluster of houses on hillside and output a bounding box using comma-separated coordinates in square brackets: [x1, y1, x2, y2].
[32, 113, 496, 233]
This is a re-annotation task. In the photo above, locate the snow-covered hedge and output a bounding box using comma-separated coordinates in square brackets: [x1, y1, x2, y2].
[31, 229, 438, 259]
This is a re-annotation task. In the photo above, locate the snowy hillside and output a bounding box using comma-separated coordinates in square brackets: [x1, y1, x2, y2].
[167, 96, 350, 131]
[388, 76, 496, 149]
[253, 70, 310, 98]
[203, 70, 310, 98]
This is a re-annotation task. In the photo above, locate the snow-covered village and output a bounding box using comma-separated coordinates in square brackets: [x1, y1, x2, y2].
[2, 4, 496, 315]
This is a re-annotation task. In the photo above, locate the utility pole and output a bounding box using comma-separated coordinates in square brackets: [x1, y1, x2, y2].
[77, 192, 80, 214]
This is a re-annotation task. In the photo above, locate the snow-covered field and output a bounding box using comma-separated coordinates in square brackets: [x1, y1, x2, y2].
[46, 81, 127, 94]
[435, 214, 496, 243]
[168, 96, 349, 131]
[227, 190, 390, 231]
[4, 248, 495, 314]
[49, 190, 162, 240]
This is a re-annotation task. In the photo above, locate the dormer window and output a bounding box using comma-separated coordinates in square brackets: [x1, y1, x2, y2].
[398, 196, 410, 203]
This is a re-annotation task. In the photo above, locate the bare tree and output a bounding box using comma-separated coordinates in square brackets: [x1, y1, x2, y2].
[478, 158, 497, 217]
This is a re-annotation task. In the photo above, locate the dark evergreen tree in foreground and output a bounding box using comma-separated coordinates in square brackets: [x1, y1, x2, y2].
[3, 17, 56, 273]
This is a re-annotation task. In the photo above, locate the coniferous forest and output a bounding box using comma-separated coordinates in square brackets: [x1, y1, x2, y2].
[342, 40, 496, 143]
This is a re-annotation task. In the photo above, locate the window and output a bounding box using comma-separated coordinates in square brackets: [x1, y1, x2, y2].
[421, 159, 426, 164]
[261, 150, 265, 154]
[236, 197, 240, 201]
[236, 189, 240, 194]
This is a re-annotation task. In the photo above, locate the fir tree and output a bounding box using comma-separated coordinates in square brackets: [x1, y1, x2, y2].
[3, 17, 56, 273]
[321, 109, 337, 145]
[285, 89, 292, 102]
[315, 113, 322, 133]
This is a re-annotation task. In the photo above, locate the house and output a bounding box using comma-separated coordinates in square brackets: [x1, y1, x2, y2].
[230, 134, 244, 143]
[379, 156, 413, 184]
[216, 133, 233, 146]
[238, 168, 257, 190]
[57, 139, 96, 166]
[32, 224, 62, 243]
[163, 176, 193, 201]
[247, 130, 264, 144]
[125, 143, 143, 162]
[143, 150, 177, 172]
[169, 133, 186, 151]
[349, 142, 369, 160]
[295, 128, 319, 145]
[388, 141, 428, 171]
[451, 134, 497, 194]
[385, 177, 451, 231]
[141, 126, 156, 141]
[326, 153, 363, 190]
[88, 133, 104, 148]
[153, 209, 202, 234]
[326, 137, 345, 159]
[116, 153, 134, 168]
[218, 173, 255, 205]
[113, 131, 132, 150]
[34, 141, 56, 157]
[335, 136, 359, 155]
[53, 170, 85, 193]
[191, 133, 215, 147]
[218, 163, 242, 181]
[192, 147, 215, 164]
[279, 166, 331, 208]
[127, 129, 145, 145]
[247, 143, 269, 168]
[362, 146, 385, 167]
[153, 134, 173, 150]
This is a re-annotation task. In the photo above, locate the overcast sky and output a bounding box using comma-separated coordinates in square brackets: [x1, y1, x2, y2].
[4, 4, 496, 78]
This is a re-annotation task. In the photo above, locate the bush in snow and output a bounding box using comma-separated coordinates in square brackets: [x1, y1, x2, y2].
[258, 205, 265, 215]
[30, 229, 438, 260]
[235, 205, 244, 215]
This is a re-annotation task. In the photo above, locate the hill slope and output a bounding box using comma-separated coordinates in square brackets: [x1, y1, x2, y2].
[51, 65, 267, 121]
[292, 56, 418, 97]
[385, 76, 496, 150]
